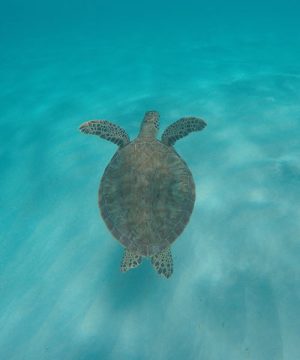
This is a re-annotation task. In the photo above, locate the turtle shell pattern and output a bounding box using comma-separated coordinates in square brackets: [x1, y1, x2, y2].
[99, 138, 195, 256]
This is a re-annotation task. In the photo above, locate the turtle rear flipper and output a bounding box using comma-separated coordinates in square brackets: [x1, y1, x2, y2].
[161, 117, 206, 146]
[151, 247, 173, 278]
[120, 249, 142, 272]
[79, 120, 130, 147]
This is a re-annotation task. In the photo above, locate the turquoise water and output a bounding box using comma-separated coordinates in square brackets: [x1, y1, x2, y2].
[1, 1, 300, 359]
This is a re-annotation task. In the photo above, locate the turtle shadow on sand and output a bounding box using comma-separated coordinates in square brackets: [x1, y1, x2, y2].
[79, 110, 207, 279]
[102, 246, 159, 311]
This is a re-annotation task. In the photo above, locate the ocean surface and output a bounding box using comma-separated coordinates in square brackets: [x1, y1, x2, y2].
[1, 1, 300, 359]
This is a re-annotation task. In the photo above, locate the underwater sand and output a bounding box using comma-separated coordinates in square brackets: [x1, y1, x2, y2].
[1, 1, 300, 359]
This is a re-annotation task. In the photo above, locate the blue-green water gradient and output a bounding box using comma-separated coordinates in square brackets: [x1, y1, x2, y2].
[1, 1, 300, 359]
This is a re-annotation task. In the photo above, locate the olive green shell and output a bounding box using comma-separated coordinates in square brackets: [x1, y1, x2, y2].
[98, 138, 195, 256]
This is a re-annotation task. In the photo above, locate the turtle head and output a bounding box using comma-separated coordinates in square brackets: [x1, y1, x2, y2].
[139, 111, 160, 139]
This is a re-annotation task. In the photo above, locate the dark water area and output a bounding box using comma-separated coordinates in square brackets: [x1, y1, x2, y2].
[0, 1, 299, 359]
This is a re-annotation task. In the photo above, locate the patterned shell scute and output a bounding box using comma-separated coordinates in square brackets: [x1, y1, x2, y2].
[98, 139, 195, 256]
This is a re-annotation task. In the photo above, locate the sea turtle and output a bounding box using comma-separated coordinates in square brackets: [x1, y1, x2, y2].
[79, 111, 206, 278]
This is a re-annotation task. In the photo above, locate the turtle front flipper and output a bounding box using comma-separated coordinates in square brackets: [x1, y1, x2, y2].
[79, 120, 130, 147]
[120, 249, 142, 272]
[151, 247, 173, 278]
[161, 117, 206, 146]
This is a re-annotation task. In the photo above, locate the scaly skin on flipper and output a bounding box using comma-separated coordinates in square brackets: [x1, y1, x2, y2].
[151, 246, 173, 278]
[121, 248, 142, 272]
[161, 117, 206, 146]
[79, 120, 130, 147]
